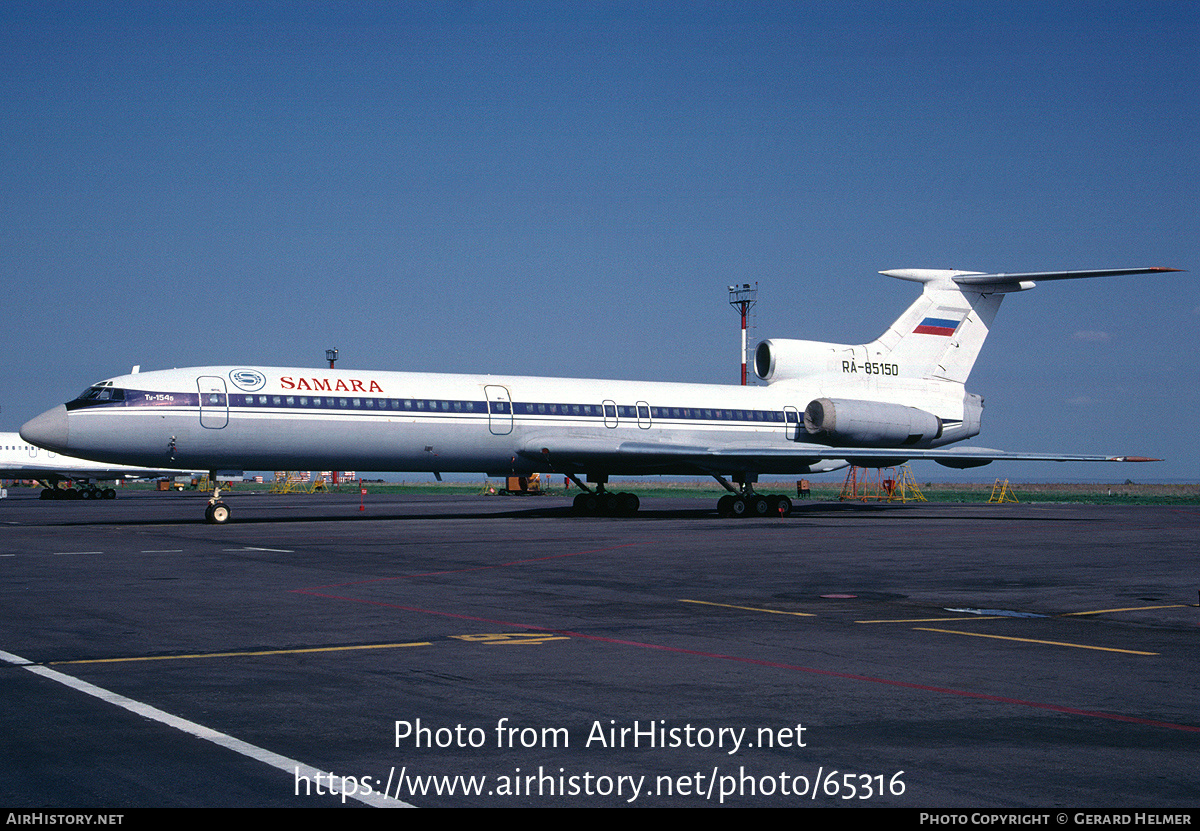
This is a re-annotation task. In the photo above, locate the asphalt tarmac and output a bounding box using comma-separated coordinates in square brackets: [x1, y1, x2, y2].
[0, 488, 1196, 809]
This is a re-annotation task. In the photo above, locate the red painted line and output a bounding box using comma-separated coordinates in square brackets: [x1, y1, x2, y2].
[292, 590, 1199, 735]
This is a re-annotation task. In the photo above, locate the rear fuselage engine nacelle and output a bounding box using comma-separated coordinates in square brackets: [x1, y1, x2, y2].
[803, 398, 943, 447]
[754, 338, 856, 384]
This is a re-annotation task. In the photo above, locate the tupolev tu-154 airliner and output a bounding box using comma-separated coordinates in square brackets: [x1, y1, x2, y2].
[20, 266, 1178, 523]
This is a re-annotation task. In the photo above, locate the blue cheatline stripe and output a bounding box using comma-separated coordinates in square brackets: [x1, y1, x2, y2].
[72, 391, 794, 425]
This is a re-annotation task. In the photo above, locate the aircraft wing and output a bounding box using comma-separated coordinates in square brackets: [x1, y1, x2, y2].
[0, 463, 202, 480]
[520, 437, 1158, 476]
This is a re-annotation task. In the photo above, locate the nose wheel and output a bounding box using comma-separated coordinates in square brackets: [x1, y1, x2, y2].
[204, 501, 230, 524]
[204, 475, 231, 523]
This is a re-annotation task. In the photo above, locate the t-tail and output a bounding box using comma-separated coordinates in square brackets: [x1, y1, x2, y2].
[755, 267, 1180, 387]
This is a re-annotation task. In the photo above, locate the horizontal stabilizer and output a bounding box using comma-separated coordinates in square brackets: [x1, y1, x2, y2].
[950, 267, 1181, 286]
[880, 267, 1181, 287]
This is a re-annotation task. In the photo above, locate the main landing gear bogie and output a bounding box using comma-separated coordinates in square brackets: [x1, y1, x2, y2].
[572, 490, 640, 517]
[39, 486, 116, 500]
[717, 493, 792, 519]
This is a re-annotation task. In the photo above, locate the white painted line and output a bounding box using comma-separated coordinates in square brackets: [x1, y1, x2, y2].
[0, 649, 409, 808]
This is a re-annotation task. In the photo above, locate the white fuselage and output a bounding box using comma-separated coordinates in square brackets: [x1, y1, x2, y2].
[19, 365, 976, 478]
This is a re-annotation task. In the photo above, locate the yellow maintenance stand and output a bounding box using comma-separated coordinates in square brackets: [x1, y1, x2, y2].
[270, 472, 325, 494]
[887, 465, 927, 503]
[196, 476, 234, 493]
[988, 479, 1020, 503]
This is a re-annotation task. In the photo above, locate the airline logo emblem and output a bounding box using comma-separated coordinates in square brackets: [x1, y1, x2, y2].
[228, 369, 267, 391]
[913, 317, 959, 336]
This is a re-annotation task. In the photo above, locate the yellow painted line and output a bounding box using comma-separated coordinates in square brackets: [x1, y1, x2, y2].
[51, 641, 433, 665]
[1059, 605, 1187, 616]
[857, 616, 1006, 624]
[451, 633, 570, 645]
[914, 628, 1157, 656]
[680, 599, 814, 617]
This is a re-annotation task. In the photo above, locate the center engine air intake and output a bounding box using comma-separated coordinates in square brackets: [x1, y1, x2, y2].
[803, 398, 942, 447]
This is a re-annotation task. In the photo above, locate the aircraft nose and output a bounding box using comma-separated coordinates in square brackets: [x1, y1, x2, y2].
[20, 405, 70, 452]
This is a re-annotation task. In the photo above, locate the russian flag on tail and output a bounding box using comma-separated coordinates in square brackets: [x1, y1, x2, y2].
[913, 316, 959, 336]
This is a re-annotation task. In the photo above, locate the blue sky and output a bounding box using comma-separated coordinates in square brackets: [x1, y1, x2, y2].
[2, 1, 1196, 481]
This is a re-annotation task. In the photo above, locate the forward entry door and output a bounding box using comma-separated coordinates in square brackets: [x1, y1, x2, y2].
[198, 376, 229, 429]
[485, 385, 513, 435]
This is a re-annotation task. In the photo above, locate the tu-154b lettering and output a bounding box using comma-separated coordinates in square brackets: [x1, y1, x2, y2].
[20, 266, 1178, 523]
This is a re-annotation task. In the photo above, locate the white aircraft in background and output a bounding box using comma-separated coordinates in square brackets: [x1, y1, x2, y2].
[20, 266, 1176, 523]
[0, 432, 199, 499]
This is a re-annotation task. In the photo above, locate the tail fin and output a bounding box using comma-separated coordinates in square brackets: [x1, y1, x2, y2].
[868, 270, 1005, 384]
[868, 267, 1179, 385]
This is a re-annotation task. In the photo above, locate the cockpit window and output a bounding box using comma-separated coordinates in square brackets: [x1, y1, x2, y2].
[75, 386, 125, 402]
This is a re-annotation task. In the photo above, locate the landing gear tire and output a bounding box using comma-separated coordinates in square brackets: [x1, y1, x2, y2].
[101, 488, 116, 500]
[617, 492, 640, 515]
[718, 493, 792, 518]
[205, 501, 231, 524]
[39, 488, 54, 500]
[575, 493, 600, 515]
[572, 491, 639, 516]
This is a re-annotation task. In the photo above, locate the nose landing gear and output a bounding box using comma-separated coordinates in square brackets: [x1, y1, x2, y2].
[204, 475, 231, 524]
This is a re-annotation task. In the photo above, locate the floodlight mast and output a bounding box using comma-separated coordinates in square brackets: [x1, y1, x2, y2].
[325, 348, 340, 485]
[728, 283, 757, 385]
